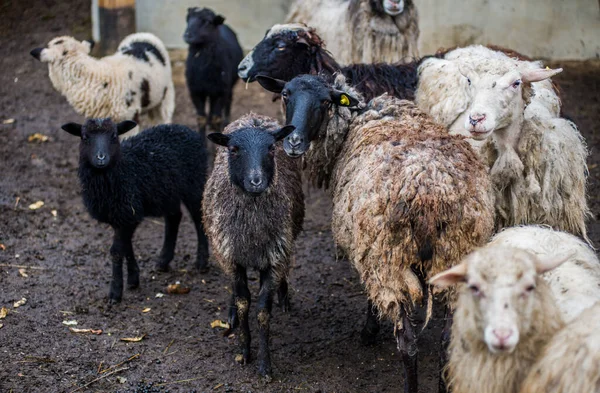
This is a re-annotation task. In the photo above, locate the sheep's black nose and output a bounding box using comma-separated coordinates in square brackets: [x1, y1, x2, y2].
[288, 134, 303, 148]
[250, 177, 262, 187]
[30, 47, 43, 60]
[238, 64, 247, 72]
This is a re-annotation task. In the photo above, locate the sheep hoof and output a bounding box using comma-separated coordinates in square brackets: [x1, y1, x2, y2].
[108, 296, 121, 306]
[235, 352, 251, 365]
[196, 260, 209, 273]
[155, 261, 170, 272]
[127, 276, 140, 289]
[260, 371, 273, 383]
[278, 296, 291, 313]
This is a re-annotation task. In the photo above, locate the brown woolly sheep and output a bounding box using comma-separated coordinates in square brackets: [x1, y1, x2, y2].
[258, 74, 495, 393]
[202, 114, 304, 380]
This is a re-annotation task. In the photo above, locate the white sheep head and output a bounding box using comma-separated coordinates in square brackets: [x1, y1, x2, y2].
[30, 36, 94, 63]
[460, 66, 562, 141]
[430, 246, 572, 354]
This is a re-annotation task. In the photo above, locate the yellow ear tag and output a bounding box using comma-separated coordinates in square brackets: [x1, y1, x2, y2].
[340, 94, 350, 106]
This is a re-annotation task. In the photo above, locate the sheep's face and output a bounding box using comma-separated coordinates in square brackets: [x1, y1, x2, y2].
[61, 118, 136, 169]
[30, 37, 93, 63]
[184, 7, 224, 45]
[238, 24, 315, 82]
[256, 75, 359, 157]
[430, 246, 573, 355]
[462, 66, 563, 140]
[208, 126, 295, 196]
[376, 0, 406, 16]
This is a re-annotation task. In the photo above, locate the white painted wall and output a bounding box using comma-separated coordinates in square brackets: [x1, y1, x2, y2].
[136, 0, 600, 60]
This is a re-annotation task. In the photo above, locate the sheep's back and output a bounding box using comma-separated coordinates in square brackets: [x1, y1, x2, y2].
[331, 100, 494, 321]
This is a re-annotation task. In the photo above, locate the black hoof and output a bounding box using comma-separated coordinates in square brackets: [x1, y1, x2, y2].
[155, 261, 170, 272]
[196, 258, 209, 273]
[127, 276, 140, 290]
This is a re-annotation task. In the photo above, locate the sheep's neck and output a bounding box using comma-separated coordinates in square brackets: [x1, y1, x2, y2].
[491, 104, 524, 154]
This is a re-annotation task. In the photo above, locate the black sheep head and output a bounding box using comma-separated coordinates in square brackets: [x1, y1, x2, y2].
[257, 74, 359, 158]
[208, 125, 295, 196]
[237, 24, 323, 82]
[61, 118, 136, 169]
[184, 7, 225, 45]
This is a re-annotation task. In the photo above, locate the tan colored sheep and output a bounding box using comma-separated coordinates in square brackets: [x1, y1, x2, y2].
[258, 73, 494, 392]
[286, 0, 419, 64]
[520, 301, 600, 393]
[430, 226, 600, 393]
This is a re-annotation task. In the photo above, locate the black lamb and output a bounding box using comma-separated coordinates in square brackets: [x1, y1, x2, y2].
[61, 118, 209, 304]
[184, 7, 244, 137]
[202, 114, 304, 380]
[237, 24, 420, 101]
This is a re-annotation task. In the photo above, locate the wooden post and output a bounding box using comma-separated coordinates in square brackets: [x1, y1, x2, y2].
[95, 0, 136, 54]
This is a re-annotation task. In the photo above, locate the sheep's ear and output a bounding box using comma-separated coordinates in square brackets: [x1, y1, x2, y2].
[256, 75, 286, 94]
[117, 120, 137, 135]
[83, 39, 95, 51]
[521, 68, 563, 83]
[330, 90, 360, 107]
[271, 125, 296, 142]
[214, 15, 225, 25]
[429, 262, 468, 288]
[534, 252, 575, 275]
[207, 133, 230, 147]
[61, 122, 82, 137]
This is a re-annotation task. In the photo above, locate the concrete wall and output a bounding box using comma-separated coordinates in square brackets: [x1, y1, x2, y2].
[136, 0, 600, 60]
[136, 0, 290, 51]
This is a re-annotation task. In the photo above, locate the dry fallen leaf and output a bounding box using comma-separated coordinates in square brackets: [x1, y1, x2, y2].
[0, 307, 8, 319]
[155, 293, 164, 298]
[142, 308, 151, 313]
[235, 354, 244, 363]
[62, 320, 78, 326]
[213, 383, 224, 390]
[210, 320, 230, 329]
[18, 269, 28, 278]
[69, 327, 102, 335]
[13, 298, 26, 308]
[167, 282, 191, 295]
[117, 376, 127, 384]
[3, 118, 15, 125]
[0, 324, 3, 329]
[51, 210, 57, 218]
[28, 201, 44, 210]
[0, 244, 5, 251]
[27, 133, 49, 143]
[120, 334, 146, 342]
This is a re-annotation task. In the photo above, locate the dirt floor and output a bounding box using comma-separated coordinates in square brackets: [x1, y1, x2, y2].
[0, 1, 598, 392]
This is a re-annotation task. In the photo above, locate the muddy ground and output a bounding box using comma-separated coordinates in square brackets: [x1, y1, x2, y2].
[0, 1, 598, 392]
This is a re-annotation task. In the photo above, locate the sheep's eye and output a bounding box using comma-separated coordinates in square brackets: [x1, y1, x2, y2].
[281, 91, 288, 100]
[276, 42, 286, 51]
[467, 77, 471, 86]
[228, 145, 239, 154]
[525, 284, 535, 292]
[268, 144, 275, 154]
[468, 284, 481, 296]
[512, 80, 521, 88]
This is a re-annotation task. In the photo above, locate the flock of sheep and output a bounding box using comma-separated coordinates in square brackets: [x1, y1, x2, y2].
[29, 1, 599, 392]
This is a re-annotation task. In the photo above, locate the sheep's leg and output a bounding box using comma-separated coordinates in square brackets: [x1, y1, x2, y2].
[438, 306, 454, 393]
[257, 269, 275, 379]
[122, 226, 139, 290]
[209, 95, 225, 132]
[185, 202, 209, 272]
[191, 94, 207, 136]
[223, 90, 233, 127]
[155, 210, 182, 272]
[109, 227, 135, 304]
[233, 265, 252, 365]
[361, 299, 381, 345]
[396, 312, 419, 393]
[277, 278, 290, 312]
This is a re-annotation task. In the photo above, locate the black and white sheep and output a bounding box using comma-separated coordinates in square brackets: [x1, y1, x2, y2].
[32, 33, 174, 138]
[184, 7, 243, 136]
[202, 114, 304, 380]
[286, 0, 419, 64]
[258, 74, 494, 392]
[61, 118, 209, 304]
[237, 24, 419, 102]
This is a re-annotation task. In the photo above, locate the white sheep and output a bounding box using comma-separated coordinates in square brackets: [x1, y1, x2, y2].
[416, 46, 591, 242]
[430, 225, 600, 393]
[520, 301, 600, 393]
[285, 0, 419, 64]
[30, 33, 174, 138]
